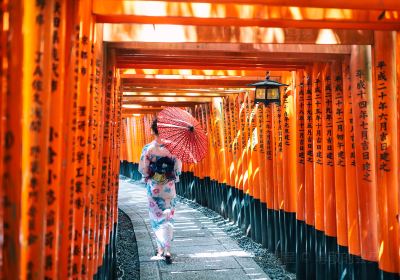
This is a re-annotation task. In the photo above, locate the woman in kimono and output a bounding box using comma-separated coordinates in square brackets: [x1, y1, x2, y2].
[138, 118, 182, 264]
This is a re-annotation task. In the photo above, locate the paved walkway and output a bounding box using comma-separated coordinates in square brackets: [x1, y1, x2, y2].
[118, 179, 271, 280]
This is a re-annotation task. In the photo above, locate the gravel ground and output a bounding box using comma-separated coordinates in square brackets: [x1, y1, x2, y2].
[116, 209, 140, 280]
[176, 196, 297, 280]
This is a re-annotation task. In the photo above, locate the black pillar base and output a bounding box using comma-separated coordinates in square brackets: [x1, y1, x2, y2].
[296, 220, 307, 279]
[284, 211, 296, 273]
[305, 224, 316, 280]
[326, 235, 338, 280]
[253, 198, 262, 244]
[260, 202, 268, 248]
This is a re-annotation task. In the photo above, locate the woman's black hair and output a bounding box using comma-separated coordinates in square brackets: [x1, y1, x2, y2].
[151, 118, 159, 135]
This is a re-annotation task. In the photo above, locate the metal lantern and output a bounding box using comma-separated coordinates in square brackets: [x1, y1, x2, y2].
[249, 73, 288, 106]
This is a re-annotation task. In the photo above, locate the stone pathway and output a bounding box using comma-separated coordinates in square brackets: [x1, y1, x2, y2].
[118, 179, 271, 280]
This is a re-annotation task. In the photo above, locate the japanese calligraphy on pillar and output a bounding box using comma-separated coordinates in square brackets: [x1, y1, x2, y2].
[84, 38, 98, 276]
[26, 1, 54, 278]
[355, 69, 372, 182]
[104, 70, 113, 140]
[223, 98, 231, 153]
[45, 1, 64, 277]
[283, 91, 290, 146]
[343, 63, 356, 167]
[214, 104, 221, 149]
[305, 76, 313, 163]
[277, 105, 282, 153]
[231, 97, 238, 154]
[314, 77, 323, 165]
[265, 107, 273, 160]
[375, 61, 390, 172]
[324, 75, 334, 166]
[239, 96, 247, 151]
[250, 105, 258, 152]
[67, 25, 81, 276]
[257, 106, 264, 153]
[298, 81, 305, 164]
[29, 52, 44, 243]
[333, 74, 345, 167]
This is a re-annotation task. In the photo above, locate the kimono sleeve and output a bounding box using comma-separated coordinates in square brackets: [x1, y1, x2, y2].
[138, 144, 151, 179]
[174, 157, 182, 182]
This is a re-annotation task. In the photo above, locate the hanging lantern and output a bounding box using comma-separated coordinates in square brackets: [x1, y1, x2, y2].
[249, 72, 287, 106]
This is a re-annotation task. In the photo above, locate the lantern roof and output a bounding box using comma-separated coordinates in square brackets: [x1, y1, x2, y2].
[248, 78, 288, 88]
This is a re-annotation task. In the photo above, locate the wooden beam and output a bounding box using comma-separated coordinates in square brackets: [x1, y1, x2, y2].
[120, 69, 271, 76]
[119, 68, 303, 76]
[109, 42, 352, 54]
[122, 87, 242, 94]
[117, 63, 300, 71]
[122, 96, 214, 103]
[123, 92, 234, 97]
[103, 24, 374, 45]
[121, 77, 257, 88]
[121, 74, 272, 80]
[99, 15, 400, 30]
[121, 105, 165, 109]
[122, 101, 207, 107]
[114, 48, 345, 70]
[122, 109, 163, 115]
[116, 57, 312, 67]
[93, 0, 400, 11]
[94, 2, 400, 30]
[116, 49, 348, 59]
[117, 64, 301, 72]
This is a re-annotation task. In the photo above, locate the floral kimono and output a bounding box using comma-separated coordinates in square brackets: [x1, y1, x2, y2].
[138, 140, 182, 252]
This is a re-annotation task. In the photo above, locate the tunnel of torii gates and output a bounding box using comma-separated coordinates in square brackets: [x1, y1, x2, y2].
[1, 0, 400, 280]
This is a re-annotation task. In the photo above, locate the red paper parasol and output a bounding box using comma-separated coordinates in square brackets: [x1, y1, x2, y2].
[157, 107, 208, 163]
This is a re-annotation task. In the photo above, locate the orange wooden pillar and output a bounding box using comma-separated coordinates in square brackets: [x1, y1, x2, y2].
[2, 1, 23, 278]
[89, 25, 105, 279]
[230, 95, 241, 223]
[58, 0, 80, 277]
[295, 69, 306, 278]
[236, 93, 244, 193]
[222, 97, 233, 189]
[256, 100, 268, 248]
[373, 31, 399, 276]
[214, 97, 228, 217]
[264, 104, 276, 252]
[222, 96, 234, 221]
[330, 60, 349, 278]
[111, 65, 122, 280]
[209, 102, 218, 210]
[72, 0, 95, 277]
[321, 63, 338, 279]
[96, 49, 116, 276]
[397, 31, 400, 275]
[303, 66, 316, 279]
[44, 0, 67, 279]
[272, 97, 283, 256]
[236, 92, 247, 230]
[282, 72, 297, 271]
[248, 93, 261, 242]
[0, 4, 7, 278]
[20, 1, 56, 279]
[342, 57, 362, 273]
[350, 45, 379, 276]
[120, 119, 127, 161]
[199, 105, 207, 205]
[311, 62, 326, 279]
[199, 104, 208, 205]
[233, 95, 241, 191]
